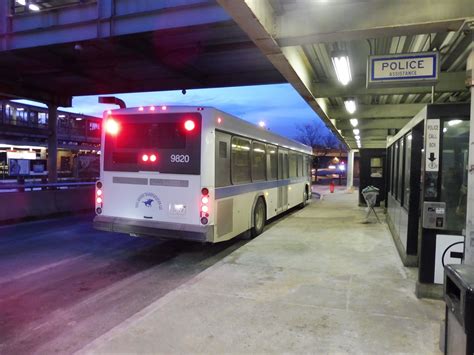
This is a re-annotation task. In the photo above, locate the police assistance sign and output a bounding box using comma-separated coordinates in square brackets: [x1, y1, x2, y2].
[367, 52, 439, 87]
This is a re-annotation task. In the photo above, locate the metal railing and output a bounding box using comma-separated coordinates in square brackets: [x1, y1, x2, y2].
[0, 180, 95, 192]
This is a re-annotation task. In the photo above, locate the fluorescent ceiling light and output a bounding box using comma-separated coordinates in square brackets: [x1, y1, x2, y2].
[58, 114, 66, 118]
[344, 100, 356, 114]
[354, 135, 360, 140]
[76, 117, 83, 121]
[331, 54, 352, 86]
[408, 134, 412, 140]
[350, 118, 358, 127]
[16, 107, 24, 111]
[29, 4, 40, 11]
[353, 128, 360, 135]
[448, 119, 462, 126]
[16, 0, 26, 5]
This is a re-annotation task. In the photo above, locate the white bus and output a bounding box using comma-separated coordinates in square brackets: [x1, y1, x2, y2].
[93, 105, 313, 243]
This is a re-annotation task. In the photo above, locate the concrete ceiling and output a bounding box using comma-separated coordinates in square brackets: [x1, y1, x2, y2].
[0, 0, 285, 106]
[217, 0, 474, 149]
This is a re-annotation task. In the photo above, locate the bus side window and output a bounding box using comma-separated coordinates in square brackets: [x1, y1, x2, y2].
[297, 154, 303, 177]
[215, 132, 231, 187]
[252, 141, 266, 181]
[289, 152, 297, 178]
[267, 145, 277, 180]
[231, 137, 251, 184]
[278, 148, 289, 180]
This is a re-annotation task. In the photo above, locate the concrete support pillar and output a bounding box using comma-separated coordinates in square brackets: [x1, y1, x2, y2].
[464, 49, 474, 265]
[47, 104, 58, 183]
[346, 149, 355, 189]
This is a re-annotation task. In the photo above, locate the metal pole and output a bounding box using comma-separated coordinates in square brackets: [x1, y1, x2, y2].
[346, 149, 355, 190]
[47, 104, 58, 183]
[464, 49, 474, 264]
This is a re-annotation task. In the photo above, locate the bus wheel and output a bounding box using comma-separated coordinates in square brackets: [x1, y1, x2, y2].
[300, 186, 309, 208]
[251, 198, 266, 237]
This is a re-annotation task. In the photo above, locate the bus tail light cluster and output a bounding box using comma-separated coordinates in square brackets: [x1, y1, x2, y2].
[95, 181, 103, 214]
[142, 153, 158, 163]
[105, 119, 120, 135]
[200, 188, 209, 225]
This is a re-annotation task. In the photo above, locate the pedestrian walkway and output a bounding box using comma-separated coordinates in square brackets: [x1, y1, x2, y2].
[79, 190, 444, 354]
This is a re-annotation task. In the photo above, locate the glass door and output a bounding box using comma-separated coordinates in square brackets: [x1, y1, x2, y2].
[440, 119, 469, 232]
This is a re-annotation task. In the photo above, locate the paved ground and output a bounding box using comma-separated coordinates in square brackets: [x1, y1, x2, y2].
[77, 190, 443, 354]
[0, 215, 249, 354]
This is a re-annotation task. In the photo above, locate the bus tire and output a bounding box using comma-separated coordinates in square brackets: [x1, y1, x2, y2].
[251, 197, 266, 237]
[299, 185, 309, 208]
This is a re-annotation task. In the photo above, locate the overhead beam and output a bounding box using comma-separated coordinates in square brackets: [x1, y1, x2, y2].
[276, 0, 473, 47]
[336, 118, 411, 130]
[0, 80, 71, 107]
[328, 103, 424, 120]
[314, 72, 468, 98]
[215, 0, 348, 148]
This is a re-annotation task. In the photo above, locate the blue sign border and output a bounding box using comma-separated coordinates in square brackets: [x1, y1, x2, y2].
[370, 54, 437, 81]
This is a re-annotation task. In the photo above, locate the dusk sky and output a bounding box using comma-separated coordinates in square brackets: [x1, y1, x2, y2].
[18, 83, 334, 142]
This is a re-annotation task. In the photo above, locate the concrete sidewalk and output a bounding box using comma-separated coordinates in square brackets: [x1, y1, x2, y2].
[79, 191, 443, 354]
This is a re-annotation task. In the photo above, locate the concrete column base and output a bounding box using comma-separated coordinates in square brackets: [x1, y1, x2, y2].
[415, 281, 443, 300]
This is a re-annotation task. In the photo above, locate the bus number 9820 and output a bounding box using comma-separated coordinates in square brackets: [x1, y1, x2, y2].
[171, 154, 190, 163]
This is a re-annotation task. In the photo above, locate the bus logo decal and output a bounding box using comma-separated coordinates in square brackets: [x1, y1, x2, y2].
[135, 192, 163, 210]
[143, 199, 154, 207]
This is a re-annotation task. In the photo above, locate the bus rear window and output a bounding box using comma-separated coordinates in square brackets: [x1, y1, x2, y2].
[117, 122, 186, 149]
[104, 113, 201, 174]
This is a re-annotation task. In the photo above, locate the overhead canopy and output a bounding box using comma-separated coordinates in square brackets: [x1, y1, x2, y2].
[217, 0, 473, 148]
[0, 0, 285, 107]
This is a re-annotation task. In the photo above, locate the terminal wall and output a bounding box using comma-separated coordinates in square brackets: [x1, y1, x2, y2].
[0, 187, 94, 223]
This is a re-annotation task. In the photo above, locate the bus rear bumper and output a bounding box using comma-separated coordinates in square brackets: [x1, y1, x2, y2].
[93, 215, 213, 242]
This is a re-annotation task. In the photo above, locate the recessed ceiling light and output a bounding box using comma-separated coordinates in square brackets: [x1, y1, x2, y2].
[344, 100, 356, 114]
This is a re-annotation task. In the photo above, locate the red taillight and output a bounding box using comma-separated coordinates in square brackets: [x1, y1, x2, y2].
[141, 154, 158, 163]
[200, 187, 210, 223]
[96, 197, 103, 204]
[105, 119, 120, 135]
[184, 120, 195, 131]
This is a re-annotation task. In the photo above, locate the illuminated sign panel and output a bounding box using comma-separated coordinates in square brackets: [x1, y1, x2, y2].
[367, 52, 439, 87]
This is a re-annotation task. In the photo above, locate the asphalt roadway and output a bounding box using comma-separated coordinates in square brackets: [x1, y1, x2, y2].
[0, 214, 249, 354]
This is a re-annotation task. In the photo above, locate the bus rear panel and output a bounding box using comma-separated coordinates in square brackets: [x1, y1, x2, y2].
[93, 109, 213, 242]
